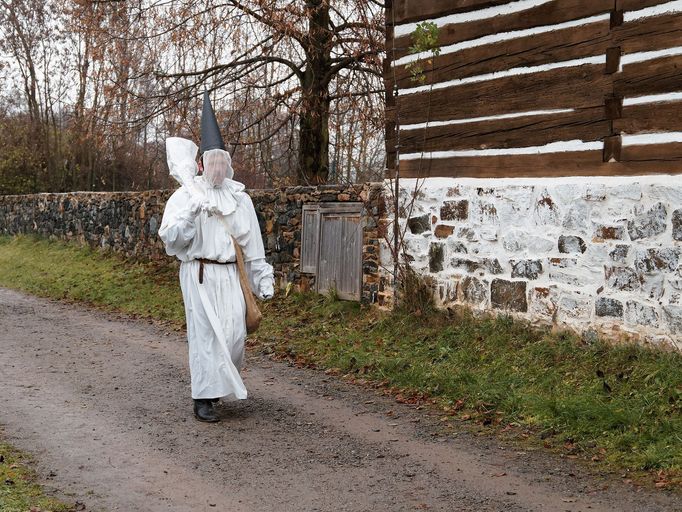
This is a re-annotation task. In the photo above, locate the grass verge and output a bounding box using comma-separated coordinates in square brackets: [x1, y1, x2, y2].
[0, 439, 75, 512]
[0, 235, 680, 490]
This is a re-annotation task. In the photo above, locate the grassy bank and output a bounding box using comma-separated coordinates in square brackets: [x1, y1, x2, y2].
[0, 440, 74, 512]
[0, 235, 680, 488]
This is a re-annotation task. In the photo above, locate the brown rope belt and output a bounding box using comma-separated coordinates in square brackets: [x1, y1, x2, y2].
[196, 258, 236, 284]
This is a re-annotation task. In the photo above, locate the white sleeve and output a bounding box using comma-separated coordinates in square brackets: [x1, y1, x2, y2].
[234, 195, 274, 298]
[159, 188, 198, 257]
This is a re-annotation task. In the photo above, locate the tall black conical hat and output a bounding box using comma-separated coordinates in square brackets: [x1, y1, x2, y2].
[199, 91, 225, 154]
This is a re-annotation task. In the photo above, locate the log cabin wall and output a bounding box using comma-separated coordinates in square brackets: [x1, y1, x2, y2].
[385, 0, 682, 178]
[381, 1, 682, 348]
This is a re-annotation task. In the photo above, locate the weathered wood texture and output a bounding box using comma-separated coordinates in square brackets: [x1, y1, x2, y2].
[392, 20, 612, 90]
[386, 0, 682, 178]
[398, 64, 609, 125]
[399, 152, 682, 178]
[398, 107, 607, 154]
[614, 12, 682, 53]
[390, 0, 613, 59]
[390, 0, 509, 25]
[614, 101, 682, 134]
[616, 0, 671, 11]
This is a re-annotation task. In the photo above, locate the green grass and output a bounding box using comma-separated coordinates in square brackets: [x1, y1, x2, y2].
[0, 441, 74, 512]
[0, 235, 681, 488]
[0, 235, 185, 327]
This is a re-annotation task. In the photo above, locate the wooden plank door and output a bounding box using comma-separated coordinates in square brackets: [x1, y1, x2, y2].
[315, 203, 364, 301]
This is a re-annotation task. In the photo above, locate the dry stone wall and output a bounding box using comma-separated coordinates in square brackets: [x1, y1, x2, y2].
[388, 176, 682, 349]
[0, 185, 383, 303]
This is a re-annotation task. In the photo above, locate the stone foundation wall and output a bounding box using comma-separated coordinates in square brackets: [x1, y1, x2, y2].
[388, 176, 682, 349]
[0, 185, 384, 302]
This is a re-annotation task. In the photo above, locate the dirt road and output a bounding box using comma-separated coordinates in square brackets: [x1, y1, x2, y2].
[0, 288, 680, 512]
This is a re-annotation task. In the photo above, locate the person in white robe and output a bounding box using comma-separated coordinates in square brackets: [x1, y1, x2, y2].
[159, 93, 274, 422]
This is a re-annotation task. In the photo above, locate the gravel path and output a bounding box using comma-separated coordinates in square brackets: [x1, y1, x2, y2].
[0, 287, 680, 512]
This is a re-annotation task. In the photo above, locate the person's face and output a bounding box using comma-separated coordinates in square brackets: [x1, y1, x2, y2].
[204, 156, 227, 187]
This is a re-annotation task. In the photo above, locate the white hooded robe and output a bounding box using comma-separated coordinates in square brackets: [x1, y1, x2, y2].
[159, 167, 273, 400]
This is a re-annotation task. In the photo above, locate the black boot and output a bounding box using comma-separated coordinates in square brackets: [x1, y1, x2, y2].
[193, 399, 219, 423]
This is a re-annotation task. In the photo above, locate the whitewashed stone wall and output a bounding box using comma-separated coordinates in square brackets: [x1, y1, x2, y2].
[385, 176, 682, 349]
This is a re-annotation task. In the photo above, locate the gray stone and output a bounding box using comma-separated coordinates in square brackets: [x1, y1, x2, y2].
[407, 214, 430, 235]
[429, 243, 445, 272]
[628, 202, 667, 240]
[511, 259, 543, 280]
[558, 235, 586, 254]
[641, 273, 665, 300]
[634, 248, 680, 273]
[451, 257, 481, 272]
[558, 294, 592, 320]
[503, 231, 526, 252]
[448, 240, 468, 254]
[491, 279, 528, 312]
[609, 245, 630, 263]
[562, 203, 590, 231]
[482, 258, 504, 275]
[595, 297, 623, 318]
[673, 209, 682, 241]
[440, 200, 468, 221]
[534, 190, 560, 225]
[604, 266, 639, 291]
[624, 301, 659, 327]
[461, 276, 489, 306]
[456, 227, 478, 241]
[663, 305, 682, 334]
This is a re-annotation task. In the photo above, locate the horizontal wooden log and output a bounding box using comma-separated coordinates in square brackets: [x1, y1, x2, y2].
[394, 151, 682, 178]
[390, 0, 509, 26]
[399, 107, 607, 153]
[398, 64, 610, 125]
[390, 0, 613, 60]
[615, 0, 669, 11]
[614, 101, 682, 134]
[621, 142, 682, 162]
[614, 12, 682, 54]
[614, 54, 682, 98]
[393, 19, 611, 89]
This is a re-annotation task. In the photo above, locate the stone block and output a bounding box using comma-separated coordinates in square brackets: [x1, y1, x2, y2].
[558, 235, 586, 254]
[605, 266, 639, 291]
[447, 240, 468, 254]
[673, 209, 682, 241]
[634, 248, 680, 273]
[440, 200, 468, 221]
[461, 276, 489, 306]
[624, 301, 659, 327]
[558, 294, 592, 320]
[450, 257, 481, 273]
[609, 245, 630, 263]
[534, 190, 560, 225]
[491, 279, 528, 312]
[407, 214, 430, 235]
[511, 259, 543, 280]
[529, 286, 558, 319]
[663, 305, 682, 334]
[562, 202, 590, 231]
[434, 225, 455, 239]
[640, 273, 665, 300]
[628, 202, 667, 240]
[429, 243, 445, 272]
[503, 231, 526, 252]
[593, 225, 624, 241]
[595, 297, 623, 318]
[477, 202, 499, 224]
[480, 258, 501, 274]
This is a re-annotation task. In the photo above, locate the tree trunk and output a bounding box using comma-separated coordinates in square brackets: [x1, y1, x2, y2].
[297, 0, 332, 185]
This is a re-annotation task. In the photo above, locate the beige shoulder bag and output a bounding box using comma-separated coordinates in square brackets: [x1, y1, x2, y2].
[231, 236, 262, 334]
